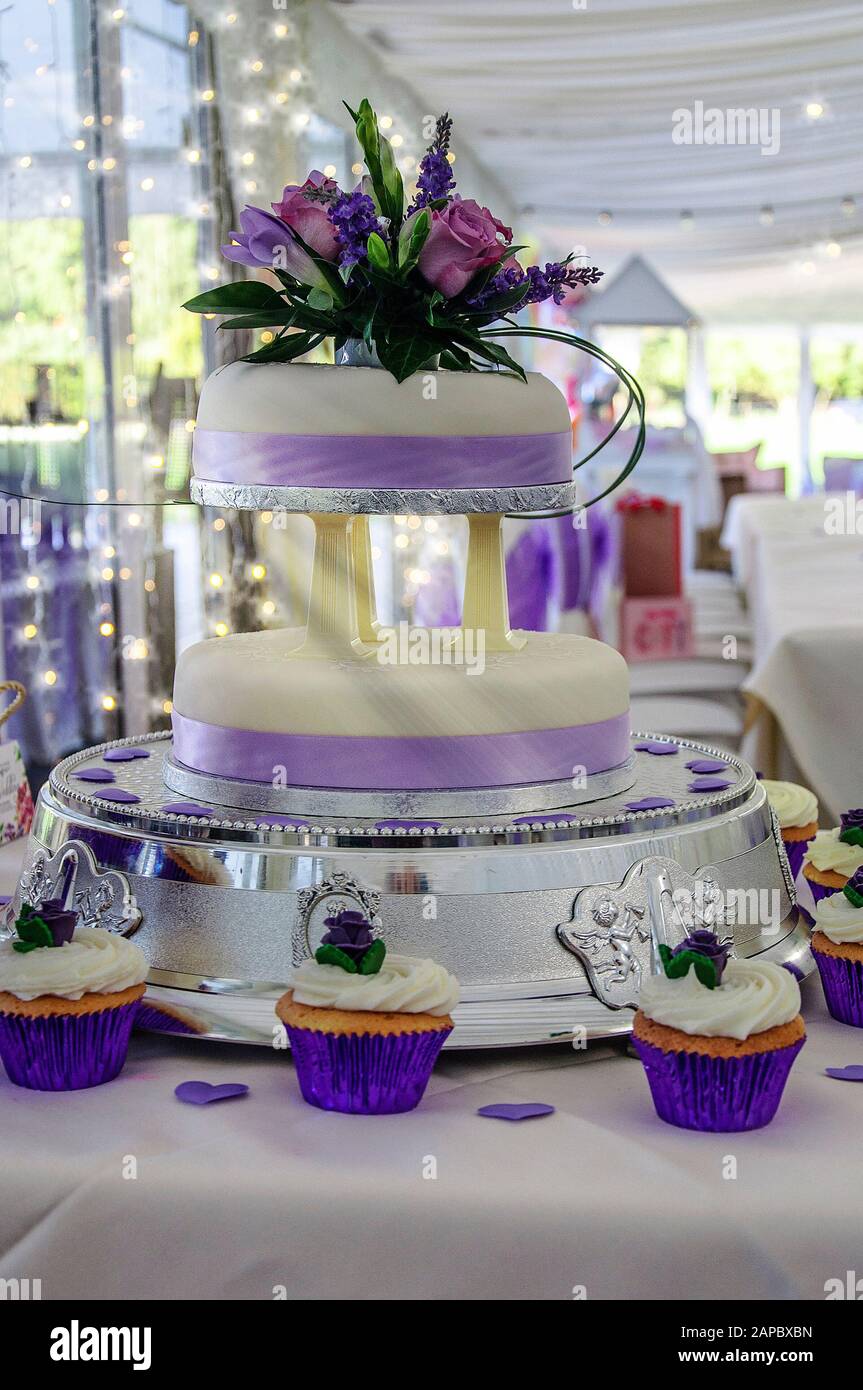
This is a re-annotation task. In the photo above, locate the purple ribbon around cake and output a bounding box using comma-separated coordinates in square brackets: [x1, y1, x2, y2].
[171, 710, 630, 790]
[193, 428, 573, 490]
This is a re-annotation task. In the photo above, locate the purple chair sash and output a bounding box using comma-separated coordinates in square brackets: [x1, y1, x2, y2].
[172, 709, 630, 790]
[193, 428, 572, 489]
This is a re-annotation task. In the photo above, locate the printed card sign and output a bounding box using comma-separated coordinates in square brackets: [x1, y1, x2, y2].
[0, 740, 34, 843]
[620, 596, 694, 663]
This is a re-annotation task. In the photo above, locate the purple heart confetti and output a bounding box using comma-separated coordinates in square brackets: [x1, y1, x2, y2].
[93, 788, 141, 804]
[175, 1080, 250, 1105]
[477, 1102, 556, 1122]
[685, 759, 728, 773]
[634, 740, 679, 756]
[103, 747, 150, 762]
[824, 1066, 863, 1082]
[626, 796, 676, 812]
[688, 778, 733, 793]
[161, 802, 215, 818]
[72, 767, 117, 783]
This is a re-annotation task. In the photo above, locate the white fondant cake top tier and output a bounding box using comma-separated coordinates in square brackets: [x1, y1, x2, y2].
[192, 362, 573, 491]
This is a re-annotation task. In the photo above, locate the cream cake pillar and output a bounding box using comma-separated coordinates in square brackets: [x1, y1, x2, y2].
[351, 515, 379, 643]
[296, 513, 369, 658]
[461, 513, 526, 651]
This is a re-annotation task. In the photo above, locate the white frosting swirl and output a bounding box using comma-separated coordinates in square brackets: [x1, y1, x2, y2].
[291, 952, 459, 1016]
[804, 827, 863, 877]
[762, 779, 818, 830]
[814, 891, 863, 945]
[0, 927, 148, 1002]
[639, 957, 800, 1039]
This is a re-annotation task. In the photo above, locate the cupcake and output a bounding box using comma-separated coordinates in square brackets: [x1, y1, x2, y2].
[811, 866, 863, 1027]
[631, 931, 805, 1132]
[802, 819, 863, 905]
[761, 779, 818, 878]
[276, 909, 458, 1114]
[0, 898, 147, 1091]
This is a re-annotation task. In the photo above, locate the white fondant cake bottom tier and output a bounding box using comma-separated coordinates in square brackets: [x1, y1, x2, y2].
[171, 629, 630, 792]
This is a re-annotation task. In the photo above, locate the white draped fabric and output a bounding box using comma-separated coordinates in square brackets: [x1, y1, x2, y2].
[335, 0, 863, 321]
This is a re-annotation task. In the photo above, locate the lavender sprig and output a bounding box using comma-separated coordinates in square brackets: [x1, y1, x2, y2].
[470, 259, 603, 311]
[411, 111, 456, 210]
[327, 190, 383, 268]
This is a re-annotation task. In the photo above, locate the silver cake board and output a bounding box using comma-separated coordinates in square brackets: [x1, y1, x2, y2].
[4, 732, 811, 1049]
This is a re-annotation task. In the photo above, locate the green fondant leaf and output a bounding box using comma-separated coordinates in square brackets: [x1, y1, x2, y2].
[358, 939, 386, 975]
[658, 943, 674, 973]
[314, 943, 358, 973]
[839, 827, 863, 848]
[691, 953, 718, 990]
[12, 940, 40, 953]
[663, 948, 718, 989]
[15, 912, 52, 947]
[843, 883, 863, 909]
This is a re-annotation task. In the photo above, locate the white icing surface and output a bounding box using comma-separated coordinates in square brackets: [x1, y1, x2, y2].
[639, 957, 801, 1039]
[195, 361, 571, 440]
[290, 952, 459, 1016]
[761, 779, 818, 830]
[804, 827, 863, 878]
[814, 892, 863, 945]
[173, 628, 629, 737]
[0, 927, 148, 1002]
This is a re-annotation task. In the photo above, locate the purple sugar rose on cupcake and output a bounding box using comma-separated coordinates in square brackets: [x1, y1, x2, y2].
[839, 809, 863, 848]
[0, 899, 148, 1091]
[811, 867, 863, 1027]
[632, 931, 805, 1132]
[276, 909, 458, 1115]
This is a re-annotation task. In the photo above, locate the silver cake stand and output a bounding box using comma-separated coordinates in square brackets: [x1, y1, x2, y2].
[4, 731, 810, 1049]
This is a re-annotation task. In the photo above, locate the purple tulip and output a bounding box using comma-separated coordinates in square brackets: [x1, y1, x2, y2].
[221, 205, 330, 290]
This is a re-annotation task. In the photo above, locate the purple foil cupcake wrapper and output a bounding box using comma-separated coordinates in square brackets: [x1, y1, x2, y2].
[0, 998, 140, 1091]
[812, 945, 863, 1028]
[631, 1034, 804, 1132]
[804, 873, 842, 906]
[285, 1024, 451, 1114]
[783, 835, 813, 880]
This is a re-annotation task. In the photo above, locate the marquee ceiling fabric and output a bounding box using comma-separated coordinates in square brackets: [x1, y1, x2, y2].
[332, 0, 863, 323]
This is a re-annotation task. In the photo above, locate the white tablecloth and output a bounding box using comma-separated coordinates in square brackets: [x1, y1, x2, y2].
[0, 839, 861, 1302]
[721, 496, 863, 821]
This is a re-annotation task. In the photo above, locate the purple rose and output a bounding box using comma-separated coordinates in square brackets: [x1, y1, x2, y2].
[16, 897, 77, 948]
[271, 171, 340, 261]
[221, 205, 332, 291]
[671, 930, 732, 983]
[840, 809, 863, 847]
[320, 909, 374, 959]
[418, 196, 511, 299]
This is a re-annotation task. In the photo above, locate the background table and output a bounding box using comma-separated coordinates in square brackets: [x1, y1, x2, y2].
[722, 494, 863, 822]
[0, 839, 860, 1302]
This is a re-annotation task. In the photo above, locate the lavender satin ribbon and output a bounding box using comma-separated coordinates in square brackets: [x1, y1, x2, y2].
[172, 710, 630, 790]
[193, 428, 572, 489]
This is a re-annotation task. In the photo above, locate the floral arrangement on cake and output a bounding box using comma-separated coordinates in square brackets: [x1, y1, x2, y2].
[184, 99, 643, 497]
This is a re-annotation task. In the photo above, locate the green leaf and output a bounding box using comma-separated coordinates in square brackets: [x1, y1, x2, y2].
[307, 288, 334, 312]
[314, 943, 358, 973]
[183, 282, 284, 315]
[438, 346, 473, 372]
[358, 939, 387, 976]
[15, 912, 52, 947]
[378, 130, 404, 228]
[377, 326, 440, 383]
[217, 310, 297, 331]
[658, 943, 673, 972]
[692, 954, 718, 990]
[12, 940, 40, 954]
[397, 208, 430, 274]
[242, 330, 325, 364]
[365, 232, 391, 274]
[447, 326, 527, 382]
